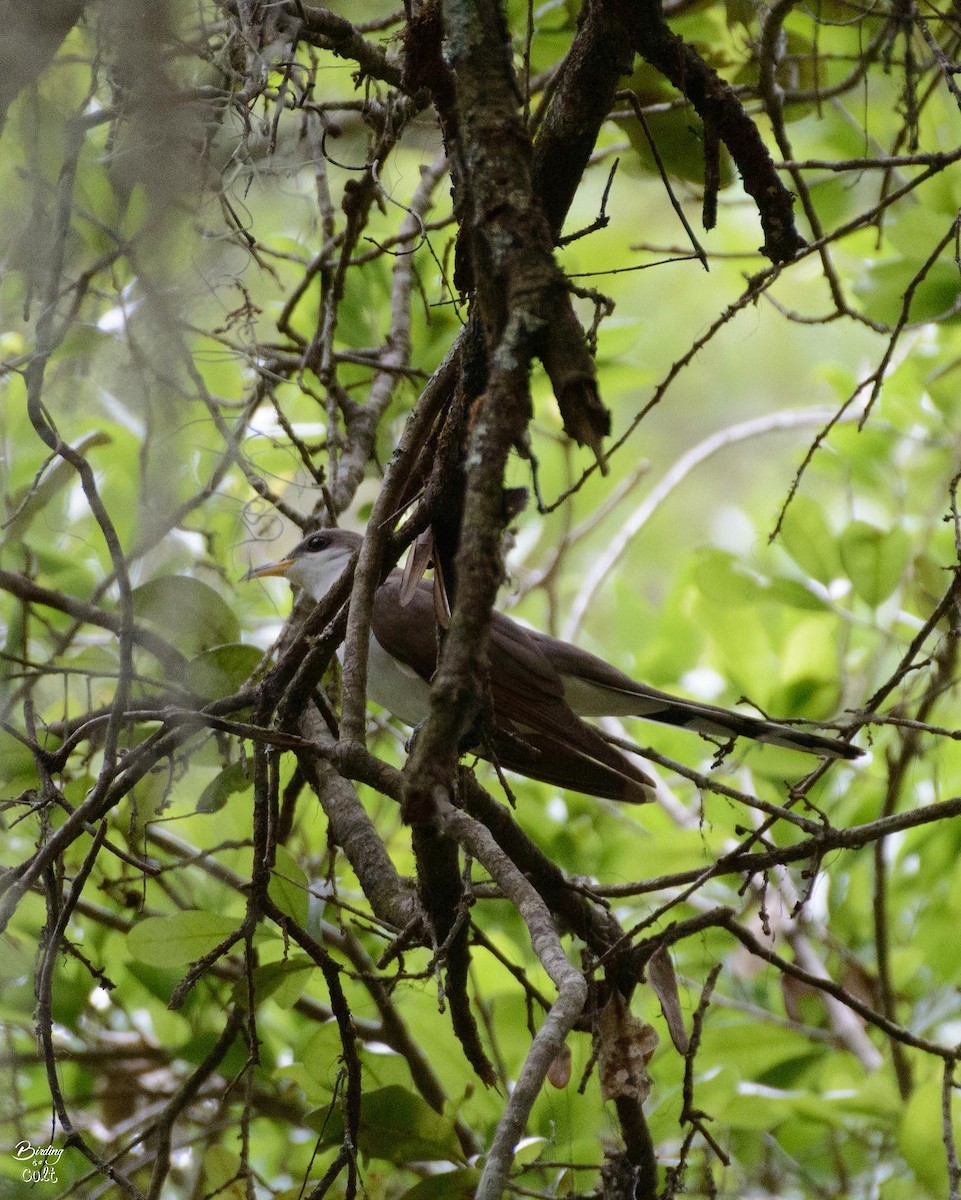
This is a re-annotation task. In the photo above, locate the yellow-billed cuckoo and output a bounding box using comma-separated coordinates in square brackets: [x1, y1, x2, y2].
[246, 529, 861, 802]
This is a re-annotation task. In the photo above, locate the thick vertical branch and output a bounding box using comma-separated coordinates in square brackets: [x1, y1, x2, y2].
[531, 0, 635, 238]
[402, 0, 611, 819]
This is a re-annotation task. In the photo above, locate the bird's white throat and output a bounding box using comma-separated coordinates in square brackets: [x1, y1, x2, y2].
[288, 546, 356, 601]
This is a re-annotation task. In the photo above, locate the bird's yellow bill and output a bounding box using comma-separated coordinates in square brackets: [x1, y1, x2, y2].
[241, 558, 295, 582]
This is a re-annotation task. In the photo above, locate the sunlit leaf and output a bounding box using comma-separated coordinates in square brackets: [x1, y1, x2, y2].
[269, 845, 310, 927]
[839, 521, 910, 607]
[898, 1078, 955, 1198]
[778, 495, 843, 584]
[692, 549, 765, 606]
[855, 259, 961, 327]
[127, 911, 240, 967]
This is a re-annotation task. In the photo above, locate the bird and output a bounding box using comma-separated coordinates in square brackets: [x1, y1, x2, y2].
[245, 528, 862, 803]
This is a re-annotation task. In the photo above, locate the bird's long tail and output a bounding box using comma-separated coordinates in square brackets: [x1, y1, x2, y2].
[623, 687, 861, 760]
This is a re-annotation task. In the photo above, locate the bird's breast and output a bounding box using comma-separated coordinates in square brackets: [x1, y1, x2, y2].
[363, 633, 432, 725]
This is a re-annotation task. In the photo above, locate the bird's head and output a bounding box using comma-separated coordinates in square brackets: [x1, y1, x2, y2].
[242, 528, 362, 601]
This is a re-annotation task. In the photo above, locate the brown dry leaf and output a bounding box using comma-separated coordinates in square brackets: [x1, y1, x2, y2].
[399, 529, 435, 606]
[597, 991, 659, 1103]
[547, 1042, 572, 1089]
[648, 945, 689, 1054]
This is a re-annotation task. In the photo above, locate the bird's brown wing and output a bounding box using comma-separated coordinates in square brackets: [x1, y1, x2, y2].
[485, 727, 654, 802]
[372, 575, 439, 679]
[372, 579, 654, 801]
[486, 611, 655, 802]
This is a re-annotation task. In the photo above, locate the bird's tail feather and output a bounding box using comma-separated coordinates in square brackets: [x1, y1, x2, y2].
[625, 691, 861, 760]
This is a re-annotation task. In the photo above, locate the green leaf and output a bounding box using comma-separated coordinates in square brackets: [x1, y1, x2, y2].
[25, 543, 100, 599]
[301, 1022, 349, 1093]
[779, 616, 839, 690]
[234, 955, 315, 1009]
[926, 358, 961, 416]
[0, 727, 40, 785]
[700, 1021, 818, 1079]
[778, 495, 843, 583]
[512, 1135, 549, 1166]
[0, 936, 34, 982]
[854, 258, 961, 327]
[132, 576, 240, 653]
[4, 431, 112, 542]
[310, 1085, 464, 1165]
[692, 549, 765, 606]
[197, 762, 251, 814]
[399, 1169, 481, 1199]
[767, 575, 828, 611]
[201, 1146, 247, 1199]
[614, 62, 734, 187]
[269, 846, 310, 927]
[127, 911, 240, 967]
[898, 1077, 954, 1197]
[839, 521, 910, 606]
[186, 643, 264, 698]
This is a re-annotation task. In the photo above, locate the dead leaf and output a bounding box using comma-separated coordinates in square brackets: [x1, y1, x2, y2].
[648, 945, 689, 1054]
[597, 992, 658, 1103]
[547, 1043, 572, 1089]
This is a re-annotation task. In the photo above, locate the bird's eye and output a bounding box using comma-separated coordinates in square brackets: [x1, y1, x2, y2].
[306, 532, 327, 552]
